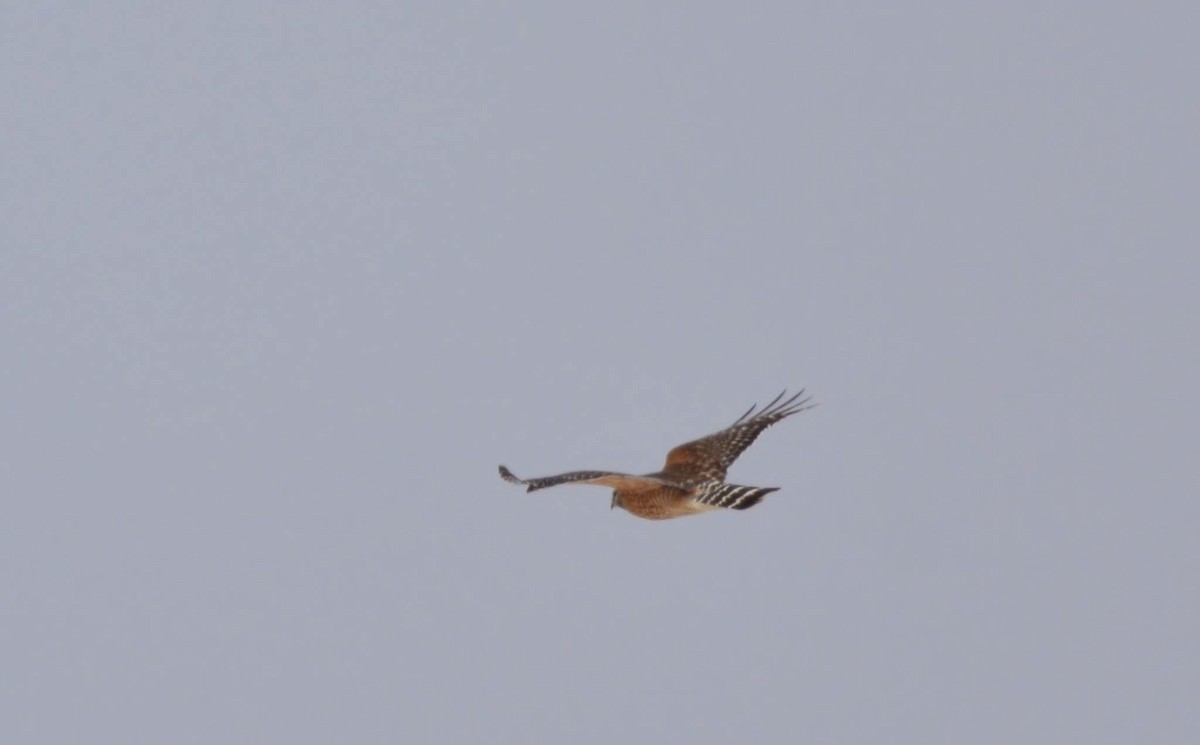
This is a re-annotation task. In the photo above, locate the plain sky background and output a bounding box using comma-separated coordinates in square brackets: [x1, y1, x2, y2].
[3, 3, 1198, 743]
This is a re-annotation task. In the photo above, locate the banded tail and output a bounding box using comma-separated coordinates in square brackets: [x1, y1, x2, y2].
[695, 482, 778, 511]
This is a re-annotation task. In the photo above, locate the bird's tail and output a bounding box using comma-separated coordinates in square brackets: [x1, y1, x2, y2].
[695, 482, 778, 511]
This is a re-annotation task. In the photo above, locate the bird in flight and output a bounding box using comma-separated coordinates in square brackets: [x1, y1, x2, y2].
[498, 390, 815, 520]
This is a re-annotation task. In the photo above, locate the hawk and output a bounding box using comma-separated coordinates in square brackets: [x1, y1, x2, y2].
[498, 390, 815, 520]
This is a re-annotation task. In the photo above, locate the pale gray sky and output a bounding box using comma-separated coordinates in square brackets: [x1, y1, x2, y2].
[3, 3, 1198, 744]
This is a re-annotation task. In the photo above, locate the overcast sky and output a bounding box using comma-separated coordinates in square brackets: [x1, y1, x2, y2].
[3, 3, 1198, 744]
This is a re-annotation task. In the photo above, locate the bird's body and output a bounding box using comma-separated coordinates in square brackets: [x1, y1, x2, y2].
[498, 390, 814, 520]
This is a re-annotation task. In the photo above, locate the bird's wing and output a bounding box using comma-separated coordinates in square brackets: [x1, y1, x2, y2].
[498, 466, 680, 493]
[660, 390, 815, 484]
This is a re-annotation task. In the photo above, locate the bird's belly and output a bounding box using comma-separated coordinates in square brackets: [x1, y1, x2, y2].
[619, 490, 716, 520]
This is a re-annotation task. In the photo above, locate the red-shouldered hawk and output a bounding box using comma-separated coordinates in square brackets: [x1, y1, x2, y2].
[498, 390, 815, 520]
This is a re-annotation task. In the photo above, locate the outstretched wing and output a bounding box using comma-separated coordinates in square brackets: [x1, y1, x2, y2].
[660, 390, 815, 484]
[498, 465, 679, 493]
